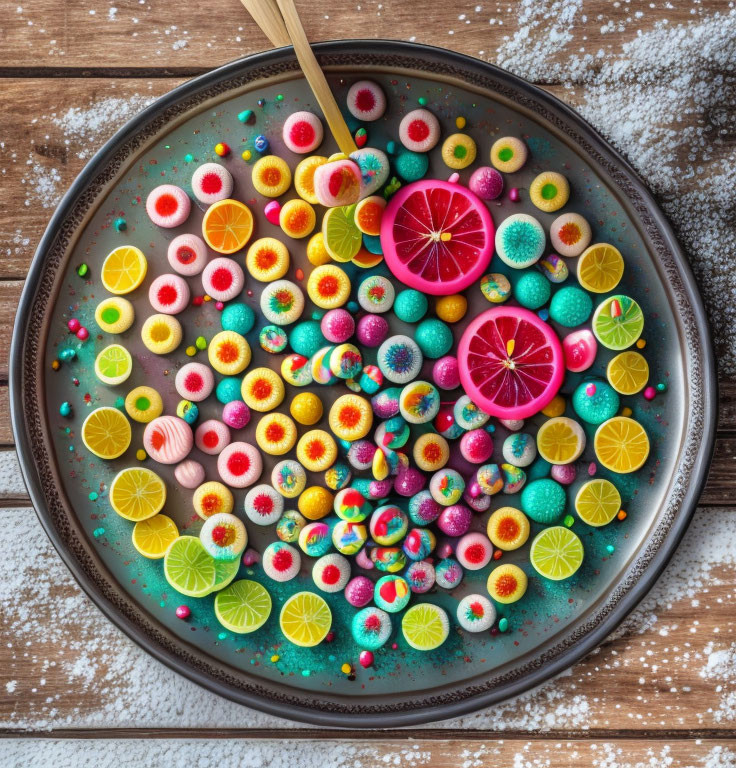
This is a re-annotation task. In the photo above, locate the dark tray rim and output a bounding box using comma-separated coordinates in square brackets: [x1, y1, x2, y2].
[10, 39, 718, 728]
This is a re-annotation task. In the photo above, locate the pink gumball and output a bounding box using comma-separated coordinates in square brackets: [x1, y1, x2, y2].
[321, 309, 355, 343]
[469, 166, 504, 200]
[433, 355, 460, 390]
[394, 467, 426, 496]
[460, 429, 493, 464]
[563, 329, 598, 373]
[356, 314, 389, 347]
[437, 504, 472, 537]
[222, 400, 251, 429]
[344, 575, 374, 607]
[174, 459, 205, 489]
[551, 463, 577, 485]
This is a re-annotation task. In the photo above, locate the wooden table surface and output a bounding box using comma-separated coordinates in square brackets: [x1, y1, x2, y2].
[2, 1, 735, 765]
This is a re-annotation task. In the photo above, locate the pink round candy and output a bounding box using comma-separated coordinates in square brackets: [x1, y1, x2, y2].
[195, 419, 231, 455]
[344, 575, 374, 607]
[146, 184, 191, 228]
[399, 109, 441, 152]
[76, 327, 89, 340]
[509, 187, 521, 202]
[202, 257, 245, 302]
[643, 386, 657, 400]
[175, 362, 215, 402]
[313, 159, 361, 207]
[563, 329, 598, 373]
[437, 504, 472, 537]
[191, 162, 233, 205]
[347, 80, 386, 122]
[394, 466, 426, 496]
[460, 429, 493, 464]
[456, 532, 493, 570]
[167, 234, 208, 276]
[149, 273, 190, 314]
[432, 356, 460, 390]
[321, 309, 355, 343]
[175, 605, 191, 620]
[143, 416, 193, 464]
[356, 313, 389, 347]
[469, 166, 504, 200]
[174, 459, 206, 489]
[282, 111, 324, 154]
[551, 463, 577, 485]
[355, 548, 374, 570]
[243, 548, 260, 566]
[464, 491, 491, 512]
[67, 318, 81, 333]
[222, 400, 251, 429]
[359, 650, 374, 668]
[217, 441, 262, 488]
[264, 200, 281, 225]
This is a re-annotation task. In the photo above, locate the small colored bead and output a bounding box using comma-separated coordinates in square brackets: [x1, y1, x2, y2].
[67, 318, 81, 333]
[76, 263, 89, 277]
[656, 382, 667, 392]
[136, 449, 147, 461]
[185, 345, 197, 357]
[254, 135, 269, 153]
[509, 187, 521, 202]
[76, 327, 89, 340]
[214, 142, 230, 157]
[643, 386, 657, 400]
[242, 150, 252, 161]
[113, 218, 127, 232]
[238, 109, 254, 123]
[59, 402, 72, 417]
[175, 605, 191, 620]
[498, 617, 509, 633]
[359, 650, 374, 668]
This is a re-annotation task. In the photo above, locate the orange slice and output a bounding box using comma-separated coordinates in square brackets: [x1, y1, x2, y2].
[202, 199, 254, 254]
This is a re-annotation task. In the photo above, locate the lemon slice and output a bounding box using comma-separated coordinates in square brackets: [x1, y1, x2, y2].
[164, 536, 217, 597]
[110, 467, 166, 521]
[215, 580, 272, 633]
[594, 416, 650, 473]
[401, 603, 450, 651]
[577, 243, 624, 293]
[132, 514, 178, 558]
[592, 295, 644, 350]
[94, 344, 133, 386]
[574, 479, 621, 526]
[322, 205, 362, 263]
[279, 591, 332, 647]
[536, 416, 586, 464]
[530, 526, 584, 580]
[81, 406, 131, 460]
[101, 246, 148, 295]
[606, 351, 649, 395]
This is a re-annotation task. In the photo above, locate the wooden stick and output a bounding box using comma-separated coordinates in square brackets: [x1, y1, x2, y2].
[239, 0, 291, 48]
[274, 0, 358, 156]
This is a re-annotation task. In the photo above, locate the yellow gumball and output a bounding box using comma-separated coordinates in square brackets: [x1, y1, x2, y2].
[435, 294, 468, 323]
[298, 485, 333, 521]
[290, 392, 323, 425]
[541, 394, 566, 418]
[306, 232, 331, 266]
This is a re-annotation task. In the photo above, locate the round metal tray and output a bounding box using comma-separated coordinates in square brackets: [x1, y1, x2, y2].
[10, 40, 717, 727]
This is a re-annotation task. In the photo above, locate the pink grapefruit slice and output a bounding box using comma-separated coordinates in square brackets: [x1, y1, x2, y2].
[380, 180, 494, 295]
[458, 306, 564, 420]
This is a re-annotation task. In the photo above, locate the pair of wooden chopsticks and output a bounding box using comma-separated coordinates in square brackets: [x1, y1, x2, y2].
[240, 0, 358, 156]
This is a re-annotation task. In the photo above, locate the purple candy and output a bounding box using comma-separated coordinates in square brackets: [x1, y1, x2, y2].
[437, 504, 472, 537]
[371, 389, 401, 419]
[321, 309, 355, 343]
[436, 542, 454, 559]
[394, 466, 426, 496]
[344, 575, 374, 607]
[408, 490, 442, 525]
[348, 439, 376, 471]
[369, 478, 393, 499]
[355, 548, 374, 569]
[432, 355, 460, 390]
[469, 166, 504, 200]
[551, 462, 577, 485]
[222, 400, 251, 430]
[356, 313, 389, 347]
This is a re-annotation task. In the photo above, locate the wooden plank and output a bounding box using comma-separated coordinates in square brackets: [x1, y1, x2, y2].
[1, 0, 725, 71]
[1, 737, 734, 766]
[1, 504, 735, 733]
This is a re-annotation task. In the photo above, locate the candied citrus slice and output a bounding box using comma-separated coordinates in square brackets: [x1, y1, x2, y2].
[530, 526, 584, 580]
[101, 246, 148, 295]
[594, 416, 650, 473]
[209, 558, 241, 594]
[606, 350, 649, 395]
[592, 295, 644, 350]
[577, 243, 624, 293]
[81, 406, 131, 460]
[202, 199, 254, 254]
[279, 591, 332, 647]
[94, 344, 133, 386]
[322, 205, 362, 262]
[164, 536, 216, 597]
[401, 603, 450, 651]
[575, 479, 622, 527]
[354, 195, 386, 236]
[132, 514, 178, 558]
[536, 416, 586, 465]
[110, 467, 166, 521]
[215, 579, 272, 633]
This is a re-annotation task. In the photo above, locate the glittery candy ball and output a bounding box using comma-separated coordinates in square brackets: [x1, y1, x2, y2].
[408, 490, 442, 526]
[405, 560, 436, 593]
[393, 289, 428, 323]
[321, 308, 355, 343]
[572, 379, 620, 425]
[432, 355, 460, 390]
[551, 462, 577, 485]
[357, 275, 395, 313]
[520, 478, 566, 524]
[221, 400, 250, 430]
[394, 466, 426, 497]
[356, 313, 389, 348]
[344, 575, 374, 608]
[437, 504, 472, 537]
[377, 335, 423, 384]
[399, 380, 440, 424]
[468, 166, 503, 200]
[475, 463, 504, 495]
[347, 439, 377, 471]
[502, 463, 527, 494]
[415, 318, 453, 359]
[460, 428, 494, 464]
[276, 510, 307, 543]
[371, 387, 402, 419]
[435, 558, 464, 589]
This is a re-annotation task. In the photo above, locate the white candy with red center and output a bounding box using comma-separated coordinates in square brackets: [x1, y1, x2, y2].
[312, 553, 351, 593]
[217, 441, 262, 488]
[282, 111, 324, 154]
[346, 80, 386, 121]
[398, 108, 441, 152]
[194, 419, 231, 455]
[146, 184, 191, 228]
[244, 484, 283, 526]
[191, 163, 234, 205]
[263, 542, 301, 582]
[201, 257, 245, 301]
[167, 233, 208, 276]
[455, 532, 493, 570]
[175, 362, 215, 402]
[148, 273, 190, 314]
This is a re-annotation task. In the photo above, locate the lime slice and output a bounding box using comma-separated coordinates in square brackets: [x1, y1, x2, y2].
[606, 351, 649, 395]
[215, 579, 272, 633]
[577, 243, 624, 293]
[575, 479, 621, 527]
[208, 557, 241, 594]
[279, 591, 332, 647]
[132, 514, 178, 558]
[164, 536, 217, 597]
[95, 344, 133, 386]
[401, 603, 450, 651]
[322, 205, 362, 263]
[110, 467, 166, 521]
[529, 526, 584, 581]
[592, 295, 644, 350]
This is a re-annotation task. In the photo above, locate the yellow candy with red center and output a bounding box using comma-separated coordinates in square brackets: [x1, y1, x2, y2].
[207, 330, 251, 375]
